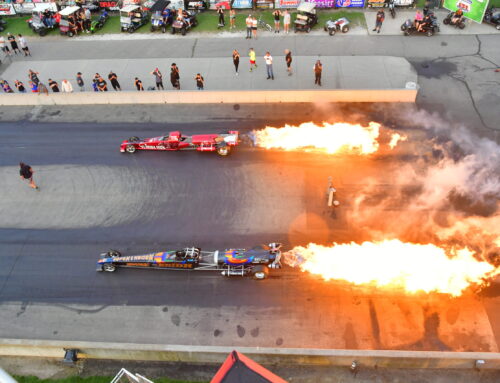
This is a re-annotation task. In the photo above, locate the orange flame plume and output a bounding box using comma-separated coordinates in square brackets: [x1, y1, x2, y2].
[251, 122, 405, 154]
[284, 240, 499, 296]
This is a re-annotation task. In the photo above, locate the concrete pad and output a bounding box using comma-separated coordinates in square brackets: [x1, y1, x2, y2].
[0, 56, 416, 92]
[365, 10, 500, 36]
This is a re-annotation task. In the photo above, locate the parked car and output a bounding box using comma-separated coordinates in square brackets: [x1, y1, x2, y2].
[59, 6, 82, 37]
[90, 10, 109, 33]
[27, 3, 59, 36]
[150, 0, 172, 33]
[324, 17, 350, 36]
[171, 9, 198, 35]
[401, 12, 439, 36]
[483, 7, 500, 30]
[294, 2, 317, 33]
[120, 5, 149, 33]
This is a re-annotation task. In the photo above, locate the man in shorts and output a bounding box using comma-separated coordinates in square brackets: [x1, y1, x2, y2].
[249, 48, 257, 72]
[19, 162, 39, 190]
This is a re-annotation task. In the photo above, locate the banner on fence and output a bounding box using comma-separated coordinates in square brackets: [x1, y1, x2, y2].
[275, 0, 300, 8]
[232, 0, 253, 8]
[443, 0, 490, 23]
[0, 2, 16, 15]
[335, 0, 365, 7]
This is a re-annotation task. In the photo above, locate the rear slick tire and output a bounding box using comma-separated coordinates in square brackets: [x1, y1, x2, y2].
[252, 265, 269, 280]
[216, 146, 230, 156]
[126, 144, 136, 153]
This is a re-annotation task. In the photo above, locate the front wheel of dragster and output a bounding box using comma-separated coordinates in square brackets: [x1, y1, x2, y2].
[102, 263, 116, 272]
[216, 145, 231, 156]
[125, 144, 136, 153]
[252, 265, 269, 280]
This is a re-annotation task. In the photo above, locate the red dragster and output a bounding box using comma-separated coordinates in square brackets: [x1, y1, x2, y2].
[120, 130, 239, 156]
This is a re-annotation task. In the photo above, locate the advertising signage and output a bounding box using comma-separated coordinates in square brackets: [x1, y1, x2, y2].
[443, 0, 490, 23]
[232, 0, 253, 7]
[276, 0, 301, 7]
[0, 3, 16, 15]
[335, 0, 365, 7]
[306, 0, 364, 7]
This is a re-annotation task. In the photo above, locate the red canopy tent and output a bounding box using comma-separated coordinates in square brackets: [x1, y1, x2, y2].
[215, 1, 231, 9]
[211, 351, 288, 383]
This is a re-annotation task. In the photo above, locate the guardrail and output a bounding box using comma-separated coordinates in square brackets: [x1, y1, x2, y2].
[1, 339, 499, 369]
[0, 89, 417, 106]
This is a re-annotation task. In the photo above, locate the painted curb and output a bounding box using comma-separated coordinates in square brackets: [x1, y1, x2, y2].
[0, 339, 499, 369]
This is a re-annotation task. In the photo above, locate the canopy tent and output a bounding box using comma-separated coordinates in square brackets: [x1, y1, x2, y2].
[211, 351, 288, 383]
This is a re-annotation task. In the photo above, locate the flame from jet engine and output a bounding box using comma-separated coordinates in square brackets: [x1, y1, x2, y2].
[284, 240, 499, 296]
[251, 122, 405, 154]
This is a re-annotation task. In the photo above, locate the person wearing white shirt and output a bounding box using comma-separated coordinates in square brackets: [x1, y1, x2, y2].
[283, 10, 291, 34]
[245, 15, 253, 39]
[264, 52, 274, 80]
[61, 79, 73, 93]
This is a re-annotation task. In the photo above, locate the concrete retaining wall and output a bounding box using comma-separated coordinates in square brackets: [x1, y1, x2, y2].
[1, 339, 498, 369]
[0, 89, 417, 106]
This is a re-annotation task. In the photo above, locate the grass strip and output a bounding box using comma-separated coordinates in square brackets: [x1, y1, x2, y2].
[0, 10, 366, 38]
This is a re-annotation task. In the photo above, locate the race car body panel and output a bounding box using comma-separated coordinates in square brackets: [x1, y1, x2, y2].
[120, 130, 239, 156]
[97, 243, 282, 279]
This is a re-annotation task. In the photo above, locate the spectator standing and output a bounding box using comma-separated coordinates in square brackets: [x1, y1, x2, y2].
[1, 80, 14, 93]
[19, 162, 39, 190]
[7, 33, 21, 55]
[314, 60, 322, 86]
[97, 76, 108, 91]
[28, 81, 38, 93]
[249, 48, 257, 72]
[232, 49, 240, 75]
[217, 7, 225, 27]
[15, 80, 26, 93]
[18, 35, 31, 56]
[135, 77, 144, 91]
[264, 52, 274, 80]
[38, 82, 49, 95]
[48, 79, 59, 92]
[245, 14, 253, 39]
[373, 9, 385, 33]
[229, 9, 236, 30]
[28, 70, 40, 86]
[151, 68, 164, 90]
[252, 16, 258, 39]
[285, 49, 292, 76]
[283, 10, 290, 34]
[108, 71, 121, 91]
[84, 8, 91, 32]
[170, 63, 180, 89]
[272, 9, 281, 33]
[195, 73, 204, 90]
[0, 36, 11, 56]
[76, 72, 85, 91]
[61, 79, 73, 92]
